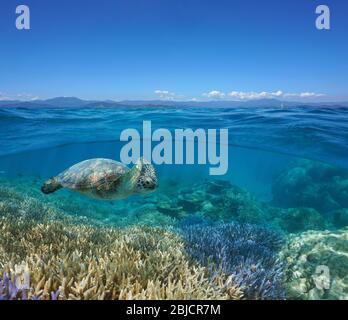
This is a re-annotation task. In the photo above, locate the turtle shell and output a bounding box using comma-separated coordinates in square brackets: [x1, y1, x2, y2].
[57, 158, 128, 193]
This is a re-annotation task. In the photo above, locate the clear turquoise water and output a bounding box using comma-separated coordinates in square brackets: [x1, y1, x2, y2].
[0, 105, 347, 228]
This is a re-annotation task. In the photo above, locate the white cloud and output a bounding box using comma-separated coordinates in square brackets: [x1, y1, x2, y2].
[17, 93, 40, 100]
[154, 90, 177, 100]
[0, 92, 40, 101]
[0, 93, 11, 101]
[202, 90, 225, 99]
[226, 90, 325, 100]
[228, 90, 283, 100]
[156, 89, 326, 102]
[282, 92, 325, 98]
[299, 92, 325, 98]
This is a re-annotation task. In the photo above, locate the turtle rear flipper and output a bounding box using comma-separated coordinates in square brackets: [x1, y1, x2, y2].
[41, 177, 62, 194]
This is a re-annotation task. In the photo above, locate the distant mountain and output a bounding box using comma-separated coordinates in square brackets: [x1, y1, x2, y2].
[0, 101, 54, 108]
[42, 97, 93, 107]
[0, 100, 22, 107]
[0, 97, 94, 108]
[0, 97, 347, 108]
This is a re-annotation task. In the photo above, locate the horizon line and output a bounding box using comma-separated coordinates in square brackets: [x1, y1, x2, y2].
[1, 96, 348, 105]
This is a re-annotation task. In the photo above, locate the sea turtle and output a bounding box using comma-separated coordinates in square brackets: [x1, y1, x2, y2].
[41, 157, 158, 200]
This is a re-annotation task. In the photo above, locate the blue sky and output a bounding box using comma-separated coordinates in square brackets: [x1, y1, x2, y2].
[0, 0, 347, 101]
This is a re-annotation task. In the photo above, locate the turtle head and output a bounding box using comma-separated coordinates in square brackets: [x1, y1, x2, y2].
[133, 158, 158, 194]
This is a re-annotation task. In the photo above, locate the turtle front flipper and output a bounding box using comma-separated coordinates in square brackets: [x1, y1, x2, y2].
[41, 177, 62, 194]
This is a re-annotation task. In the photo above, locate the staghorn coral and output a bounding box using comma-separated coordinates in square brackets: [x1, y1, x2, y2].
[280, 228, 348, 300]
[0, 269, 60, 300]
[180, 222, 286, 300]
[0, 187, 242, 300]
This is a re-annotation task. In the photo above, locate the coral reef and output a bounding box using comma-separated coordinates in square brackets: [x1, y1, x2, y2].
[0, 186, 242, 300]
[2, 171, 341, 234]
[179, 223, 286, 300]
[280, 228, 348, 300]
[268, 207, 326, 234]
[157, 180, 267, 224]
[331, 209, 348, 229]
[3, 159, 347, 301]
[272, 159, 348, 216]
[0, 176, 175, 227]
[156, 178, 330, 234]
[0, 271, 60, 300]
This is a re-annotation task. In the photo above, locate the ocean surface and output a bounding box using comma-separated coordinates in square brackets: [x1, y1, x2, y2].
[1, 106, 348, 167]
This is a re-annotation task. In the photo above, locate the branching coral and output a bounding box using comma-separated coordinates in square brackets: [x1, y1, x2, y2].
[0, 270, 60, 300]
[179, 222, 286, 300]
[0, 187, 242, 300]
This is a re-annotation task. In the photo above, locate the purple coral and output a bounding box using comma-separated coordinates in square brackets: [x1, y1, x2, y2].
[0, 273, 59, 300]
[0, 273, 25, 300]
[179, 222, 285, 300]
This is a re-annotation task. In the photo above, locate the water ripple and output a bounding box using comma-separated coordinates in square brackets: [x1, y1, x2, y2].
[1, 106, 347, 168]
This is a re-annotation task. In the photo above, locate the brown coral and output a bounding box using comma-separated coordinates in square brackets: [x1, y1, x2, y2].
[0, 186, 242, 300]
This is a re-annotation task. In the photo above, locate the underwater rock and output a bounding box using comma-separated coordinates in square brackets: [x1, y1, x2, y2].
[204, 180, 233, 194]
[177, 189, 208, 213]
[212, 184, 266, 223]
[272, 159, 348, 214]
[179, 222, 286, 300]
[270, 207, 327, 234]
[280, 228, 348, 300]
[131, 204, 177, 227]
[175, 180, 267, 223]
[159, 178, 329, 233]
[331, 209, 348, 228]
[156, 203, 185, 219]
